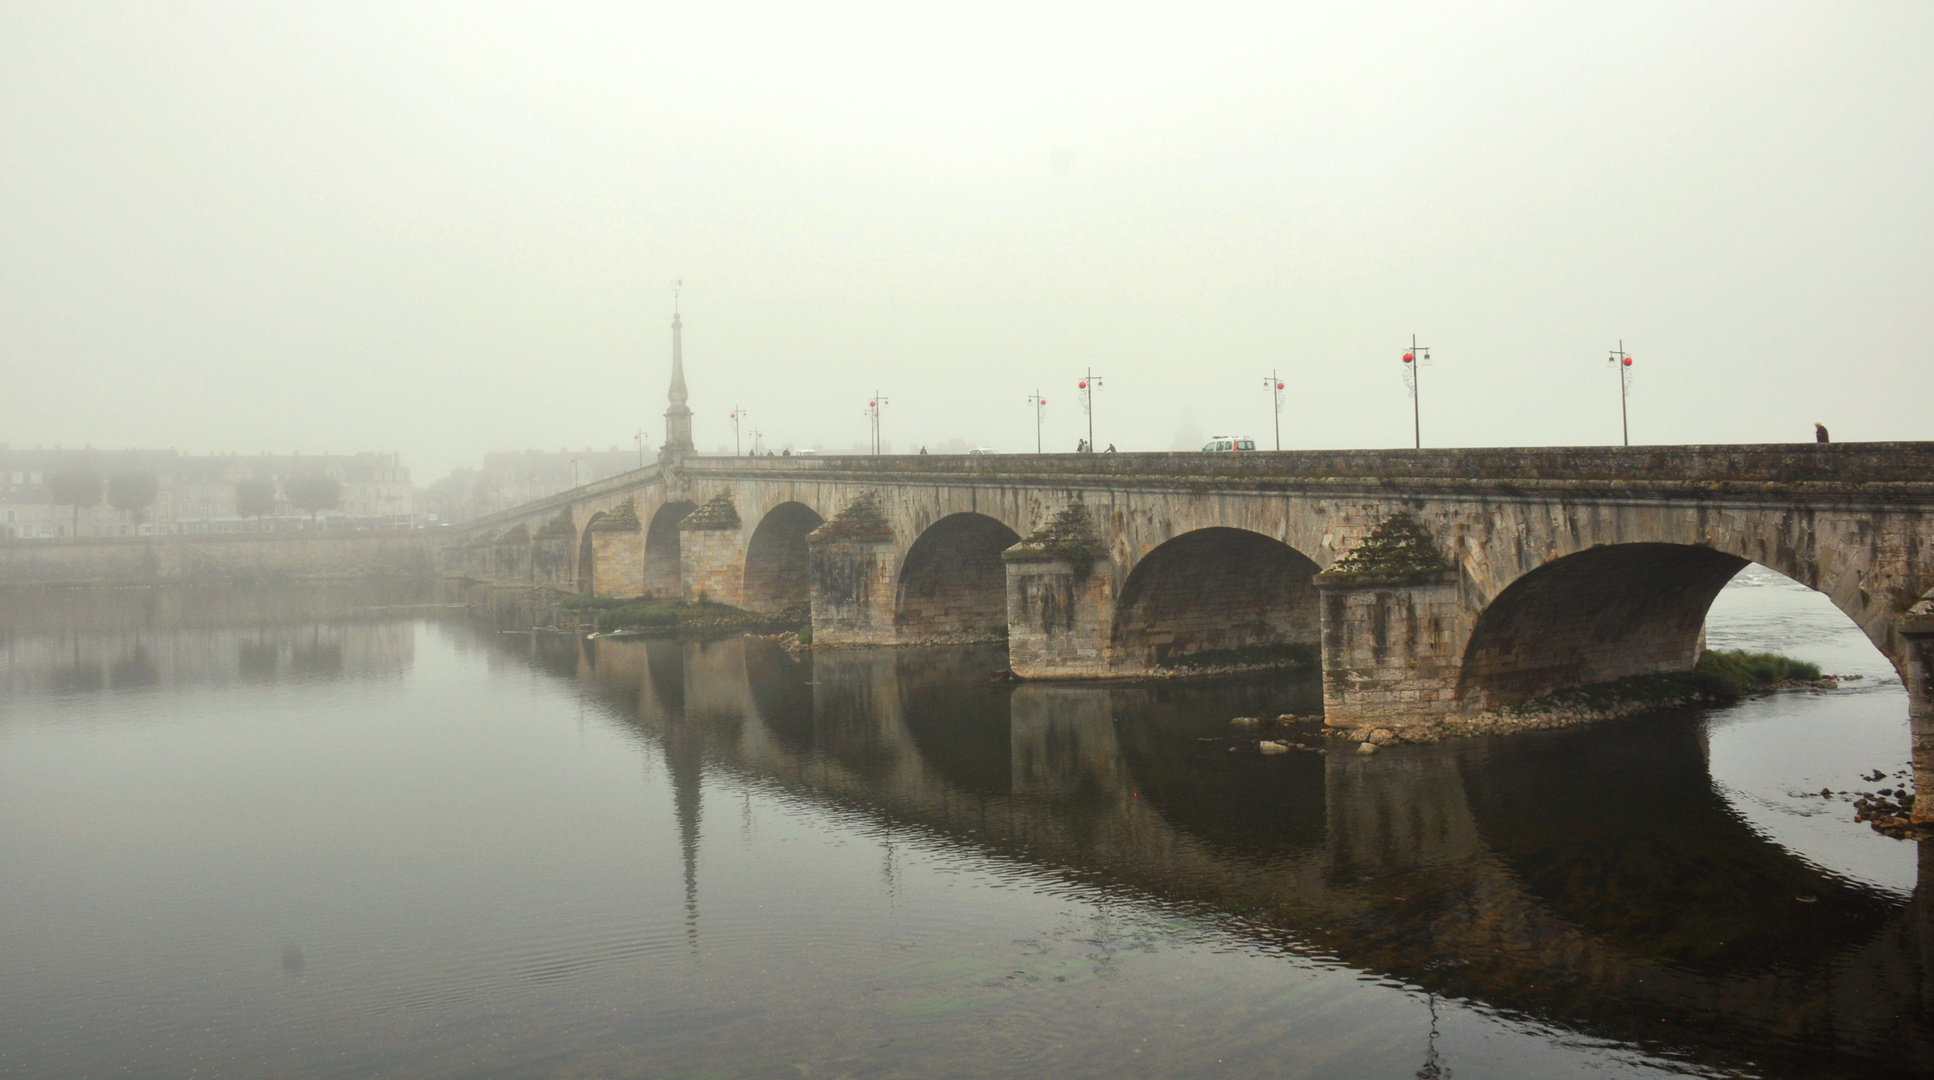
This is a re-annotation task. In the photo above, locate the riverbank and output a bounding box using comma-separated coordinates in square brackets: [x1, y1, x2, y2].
[0, 531, 436, 585]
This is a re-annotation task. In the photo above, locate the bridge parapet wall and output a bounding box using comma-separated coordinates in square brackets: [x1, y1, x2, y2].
[676, 442, 1934, 487]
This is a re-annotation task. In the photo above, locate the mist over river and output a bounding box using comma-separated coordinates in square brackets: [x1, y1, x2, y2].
[1, 567, 1927, 1079]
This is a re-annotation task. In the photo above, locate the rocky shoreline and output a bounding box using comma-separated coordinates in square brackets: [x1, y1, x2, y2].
[1321, 675, 1847, 748]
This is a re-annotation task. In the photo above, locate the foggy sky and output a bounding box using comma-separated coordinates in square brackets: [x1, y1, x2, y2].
[3, 2, 1929, 477]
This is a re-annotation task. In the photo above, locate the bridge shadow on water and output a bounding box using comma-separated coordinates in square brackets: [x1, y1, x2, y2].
[512, 630, 1934, 1079]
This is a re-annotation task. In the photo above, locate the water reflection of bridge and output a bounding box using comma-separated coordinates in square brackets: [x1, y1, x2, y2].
[510, 631, 1934, 1077]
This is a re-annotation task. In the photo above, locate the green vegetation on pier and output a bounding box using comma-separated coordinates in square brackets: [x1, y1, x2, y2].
[1528, 649, 1826, 714]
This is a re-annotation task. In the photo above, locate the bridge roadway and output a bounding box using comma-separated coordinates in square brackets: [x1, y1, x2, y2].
[442, 443, 1934, 821]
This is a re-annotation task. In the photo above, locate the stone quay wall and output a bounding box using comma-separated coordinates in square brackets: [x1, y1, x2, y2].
[1, 531, 437, 586]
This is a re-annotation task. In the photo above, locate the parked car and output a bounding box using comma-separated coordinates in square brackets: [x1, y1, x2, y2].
[967, 447, 995, 455]
[1202, 435, 1258, 452]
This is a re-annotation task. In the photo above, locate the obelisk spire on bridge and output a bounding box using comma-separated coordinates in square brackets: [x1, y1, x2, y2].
[660, 280, 695, 460]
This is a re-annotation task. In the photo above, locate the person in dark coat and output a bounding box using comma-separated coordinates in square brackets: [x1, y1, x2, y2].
[1815, 422, 1830, 443]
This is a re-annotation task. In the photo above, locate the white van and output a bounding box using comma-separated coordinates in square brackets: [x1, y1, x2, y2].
[1202, 435, 1257, 452]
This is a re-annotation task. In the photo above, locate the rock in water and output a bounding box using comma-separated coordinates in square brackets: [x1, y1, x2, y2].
[1230, 717, 1260, 728]
[1258, 740, 1289, 755]
[1356, 742, 1380, 755]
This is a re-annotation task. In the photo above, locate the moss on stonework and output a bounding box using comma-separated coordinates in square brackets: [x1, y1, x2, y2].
[535, 511, 575, 539]
[809, 493, 893, 542]
[589, 501, 642, 532]
[494, 523, 530, 544]
[679, 492, 742, 531]
[1319, 511, 1452, 585]
[1004, 503, 1106, 577]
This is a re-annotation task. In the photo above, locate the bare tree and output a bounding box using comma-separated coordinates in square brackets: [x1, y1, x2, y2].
[48, 469, 103, 536]
[107, 470, 160, 530]
[235, 477, 277, 522]
[286, 474, 341, 523]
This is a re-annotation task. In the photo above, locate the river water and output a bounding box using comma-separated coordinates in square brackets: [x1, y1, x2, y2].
[1, 569, 1928, 1079]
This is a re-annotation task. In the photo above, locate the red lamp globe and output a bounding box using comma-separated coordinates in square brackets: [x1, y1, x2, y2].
[1623, 357, 1633, 367]
[1275, 381, 1284, 390]
[1078, 380, 1087, 389]
[868, 400, 876, 406]
[1402, 352, 1414, 363]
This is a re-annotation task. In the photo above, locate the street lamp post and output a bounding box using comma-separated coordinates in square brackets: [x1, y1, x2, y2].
[1400, 335, 1431, 449]
[1608, 341, 1634, 446]
[1077, 369, 1102, 452]
[1262, 370, 1285, 450]
[1027, 390, 1048, 454]
[865, 393, 890, 455]
[633, 428, 646, 468]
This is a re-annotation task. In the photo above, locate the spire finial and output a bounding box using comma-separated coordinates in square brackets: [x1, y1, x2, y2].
[660, 281, 695, 458]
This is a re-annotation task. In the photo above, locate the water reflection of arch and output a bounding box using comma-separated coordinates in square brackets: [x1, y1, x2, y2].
[893, 645, 1013, 797]
[805, 649, 921, 782]
[1107, 682, 1327, 858]
[1459, 712, 1902, 973]
[546, 633, 1932, 1077]
[745, 639, 815, 755]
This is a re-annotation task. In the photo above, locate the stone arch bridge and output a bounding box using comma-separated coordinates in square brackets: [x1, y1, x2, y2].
[441, 445, 1934, 819]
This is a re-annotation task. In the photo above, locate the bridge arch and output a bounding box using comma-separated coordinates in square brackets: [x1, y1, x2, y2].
[1110, 527, 1322, 669]
[575, 512, 606, 594]
[896, 512, 1022, 642]
[644, 500, 698, 599]
[742, 501, 825, 615]
[1454, 541, 1889, 711]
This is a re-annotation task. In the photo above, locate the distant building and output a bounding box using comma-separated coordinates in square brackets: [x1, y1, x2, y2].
[0, 447, 413, 538]
[419, 447, 644, 524]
